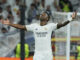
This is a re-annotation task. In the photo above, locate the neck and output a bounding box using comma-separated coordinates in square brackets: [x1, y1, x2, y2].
[40, 22, 47, 26]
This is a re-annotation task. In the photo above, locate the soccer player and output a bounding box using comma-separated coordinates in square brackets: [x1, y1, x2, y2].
[0, 12, 77, 60]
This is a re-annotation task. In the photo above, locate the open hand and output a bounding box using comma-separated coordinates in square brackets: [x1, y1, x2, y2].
[72, 12, 77, 19]
[0, 19, 10, 25]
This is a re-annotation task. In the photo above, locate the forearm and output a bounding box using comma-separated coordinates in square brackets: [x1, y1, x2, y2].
[62, 20, 70, 26]
[57, 16, 73, 29]
[57, 12, 77, 29]
[9, 23, 26, 30]
[57, 20, 70, 29]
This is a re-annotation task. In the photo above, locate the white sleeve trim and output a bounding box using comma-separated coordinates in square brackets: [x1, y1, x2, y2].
[68, 17, 73, 22]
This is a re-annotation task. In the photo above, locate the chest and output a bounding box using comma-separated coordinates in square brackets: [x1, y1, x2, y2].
[33, 26, 52, 37]
[33, 26, 51, 32]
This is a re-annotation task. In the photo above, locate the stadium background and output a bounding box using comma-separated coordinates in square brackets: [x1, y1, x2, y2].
[0, 0, 80, 60]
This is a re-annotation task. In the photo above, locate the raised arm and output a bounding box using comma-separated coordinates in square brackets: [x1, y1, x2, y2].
[57, 12, 77, 29]
[0, 19, 26, 30]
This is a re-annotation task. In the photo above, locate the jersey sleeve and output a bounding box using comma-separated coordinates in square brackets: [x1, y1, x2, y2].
[25, 24, 35, 31]
[50, 23, 58, 31]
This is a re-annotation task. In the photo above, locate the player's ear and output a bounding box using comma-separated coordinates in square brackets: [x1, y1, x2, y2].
[47, 17, 49, 20]
[46, 17, 49, 21]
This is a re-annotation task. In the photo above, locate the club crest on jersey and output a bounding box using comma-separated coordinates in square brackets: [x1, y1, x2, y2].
[44, 27, 47, 30]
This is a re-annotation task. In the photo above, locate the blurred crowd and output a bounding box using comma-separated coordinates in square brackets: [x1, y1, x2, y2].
[0, 0, 80, 33]
[0, 0, 80, 58]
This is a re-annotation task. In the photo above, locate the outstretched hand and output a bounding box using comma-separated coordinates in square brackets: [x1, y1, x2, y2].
[0, 19, 10, 25]
[72, 12, 77, 19]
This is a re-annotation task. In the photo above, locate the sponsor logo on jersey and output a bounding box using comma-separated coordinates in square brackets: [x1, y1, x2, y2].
[36, 32, 48, 37]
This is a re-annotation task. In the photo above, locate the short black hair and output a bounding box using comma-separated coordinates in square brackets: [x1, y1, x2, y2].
[45, 11, 50, 20]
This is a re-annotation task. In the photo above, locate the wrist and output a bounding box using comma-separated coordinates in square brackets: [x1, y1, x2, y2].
[8, 23, 11, 25]
[68, 17, 73, 22]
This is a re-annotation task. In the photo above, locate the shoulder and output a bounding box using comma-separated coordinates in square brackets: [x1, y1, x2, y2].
[31, 23, 39, 26]
[25, 23, 39, 27]
[26, 23, 37, 25]
[48, 23, 58, 26]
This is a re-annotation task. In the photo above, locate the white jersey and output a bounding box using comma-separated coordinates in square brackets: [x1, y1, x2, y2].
[25, 23, 57, 52]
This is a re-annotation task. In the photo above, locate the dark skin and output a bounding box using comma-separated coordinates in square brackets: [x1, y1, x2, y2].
[57, 12, 77, 29]
[0, 12, 77, 30]
[39, 12, 77, 29]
